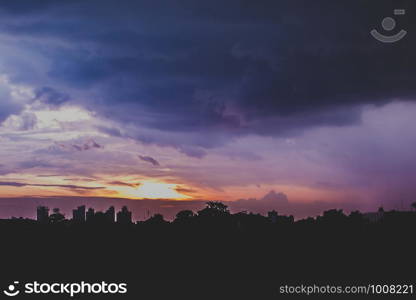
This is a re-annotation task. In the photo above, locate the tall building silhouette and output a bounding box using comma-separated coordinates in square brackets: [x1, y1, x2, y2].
[72, 205, 86, 222]
[117, 206, 132, 224]
[37, 206, 49, 223]
[105, 206, 115, 223]
[86, 208, 95, 222]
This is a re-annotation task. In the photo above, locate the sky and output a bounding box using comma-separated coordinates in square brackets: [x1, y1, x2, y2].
[0, 0, 416, 217]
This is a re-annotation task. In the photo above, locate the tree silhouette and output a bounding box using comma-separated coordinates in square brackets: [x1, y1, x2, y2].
[207, 202, 229, 213]
[319, 209, 347, 225]
[411, 202, 416, 211]
[197, 201, 230, 218]
[49, 208, 65, 223]
[174, 210, 195, 224]
[146, 213, 167, 225]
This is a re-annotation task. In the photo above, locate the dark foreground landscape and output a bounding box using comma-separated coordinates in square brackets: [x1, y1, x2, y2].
[1, 201, 415, 299]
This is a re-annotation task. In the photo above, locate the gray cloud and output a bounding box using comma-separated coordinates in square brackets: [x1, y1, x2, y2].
[54, 139, 102, 152]
[18, 160, 57, 169]
[0, 181, 104, 190]
[138, 155, 160, 166]
[107, 181, 140, 188]
[0, 181, 26, 187]
[17, 113, 37, 130]
[0, 84, 23, 123]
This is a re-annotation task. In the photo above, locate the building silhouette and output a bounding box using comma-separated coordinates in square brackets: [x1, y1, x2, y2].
[117, 206, 132, 224]
[105, 206, 115, 223]
[37, 206, 49, 223]
[86, 208, 95, 222]
[72, 205, 86, 222]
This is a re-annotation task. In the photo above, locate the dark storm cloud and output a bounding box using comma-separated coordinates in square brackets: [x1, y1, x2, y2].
[1, 0, 415, 148]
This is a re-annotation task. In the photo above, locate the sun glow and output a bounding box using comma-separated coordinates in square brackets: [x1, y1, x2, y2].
[113, 181, 191, 200]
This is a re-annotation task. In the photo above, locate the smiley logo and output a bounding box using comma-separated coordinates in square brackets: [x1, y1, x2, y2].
[3, 282, 20, 297]
[371, 9, 407, 43]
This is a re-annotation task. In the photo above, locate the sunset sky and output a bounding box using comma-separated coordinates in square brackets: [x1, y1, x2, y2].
[1, 1, 416, 214]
